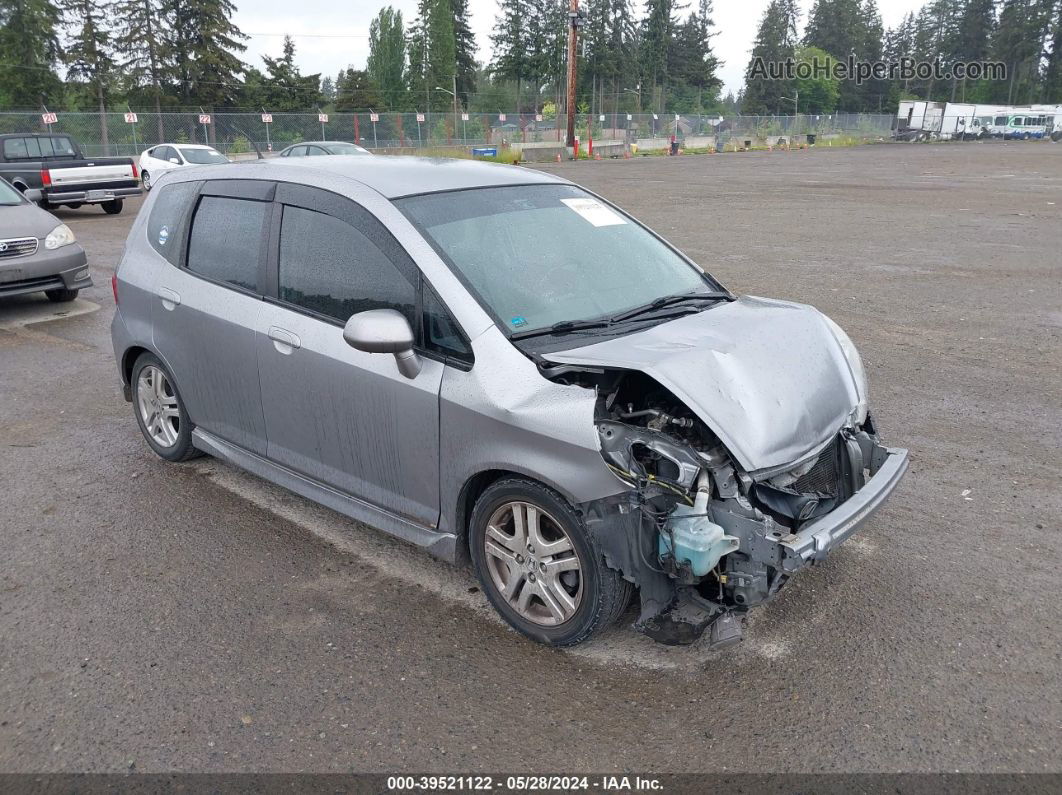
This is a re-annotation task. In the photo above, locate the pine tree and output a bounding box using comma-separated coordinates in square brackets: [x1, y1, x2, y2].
[0, 0, 63, 108]
[61, 0, 114, 145]
[320, 75, 336, 103]
[451, 0, 477, 107]
[261, 35, 321, 111]
[640, 0, 681, 111]
[952, 0, 995, 101]
[742, 0, 799, 115]
[490, 0, 530, 99]
[112, 0, 171, 136]
[858, 0, 885, 110]
[407, 0, 456, 112]
[666, 0, 721, 111]
[1044, 2, 1062, 101]
[335, 69, 383, 111]
[803, 0, 866, 109]
[367, 6, 408, 109]
[164, 0, 246, 108]
[882, 12, 916, 106]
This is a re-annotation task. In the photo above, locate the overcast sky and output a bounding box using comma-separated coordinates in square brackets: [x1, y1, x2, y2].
[233, 0, 929, 99]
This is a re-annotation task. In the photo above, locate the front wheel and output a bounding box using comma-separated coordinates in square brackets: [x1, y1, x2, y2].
[142, 171, 152, 191]
[130, 353, 201, 462]
[102, 199, 124, 214]
[469, 478, 631, 647]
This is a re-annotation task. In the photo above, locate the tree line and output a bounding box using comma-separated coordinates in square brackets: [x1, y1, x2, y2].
[742, 0, 1062, 115]
[1, 0, 1059, 118]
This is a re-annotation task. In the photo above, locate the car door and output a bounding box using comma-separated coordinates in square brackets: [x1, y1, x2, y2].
[255, 183, 444, 527]
[150, 179, 272, 455]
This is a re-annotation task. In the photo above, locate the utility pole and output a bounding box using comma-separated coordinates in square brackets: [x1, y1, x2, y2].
[565, 0, 583, 148]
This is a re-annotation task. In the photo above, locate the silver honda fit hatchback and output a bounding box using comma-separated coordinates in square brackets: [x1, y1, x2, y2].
[111, 157, 907, 648]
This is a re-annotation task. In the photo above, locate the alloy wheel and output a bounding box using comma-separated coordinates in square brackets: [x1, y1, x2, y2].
[483, 501, 583, 626]
[136, 365, 180, 448]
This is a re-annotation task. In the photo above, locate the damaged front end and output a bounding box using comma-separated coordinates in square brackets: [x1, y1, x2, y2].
[554, 367, 908, 648]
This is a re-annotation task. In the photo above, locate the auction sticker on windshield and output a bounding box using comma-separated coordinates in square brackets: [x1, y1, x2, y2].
[560, 197, 626, 227]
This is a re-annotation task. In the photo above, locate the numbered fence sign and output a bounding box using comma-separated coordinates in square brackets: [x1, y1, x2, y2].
[416, 113, 425, 123]
[498, 113, 507, 122]
[369, 112, 379, 122]
[461, 113, 469, 121]
[124, 112, 138, 124]
[261, 113, 273, 124]
[41, 112, 58, 125]
[198, 114, 211, 125]
[318, 113, 328, 123]
[599, 114, 605, 122]
[653, 113, 659, 120]
[674, 114, 680, 121]
[626, 114, 632, 121]
[535, 114, 543, 122]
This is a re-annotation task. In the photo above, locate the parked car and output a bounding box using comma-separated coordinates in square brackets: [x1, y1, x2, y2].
[0, 177, 90, 302]
[138, 144, 230, 191]
[276, 141, 371, 158]
[0, 133, 140, 214]
[110, 158, 907, 648]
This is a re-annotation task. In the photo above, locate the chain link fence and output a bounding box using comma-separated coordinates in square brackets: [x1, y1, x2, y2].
[0, 110, 900, 158]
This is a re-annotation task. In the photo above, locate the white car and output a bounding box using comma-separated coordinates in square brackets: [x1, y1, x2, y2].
[138, 144, 229, 191]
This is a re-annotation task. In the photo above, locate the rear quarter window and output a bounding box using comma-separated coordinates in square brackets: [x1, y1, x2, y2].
[147, 180, 200, 265]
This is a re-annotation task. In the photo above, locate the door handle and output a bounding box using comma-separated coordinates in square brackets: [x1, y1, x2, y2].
[268, 326, 301, 353]
[156, 286, 180, 310]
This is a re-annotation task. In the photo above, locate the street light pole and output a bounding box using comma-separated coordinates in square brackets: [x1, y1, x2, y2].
[565, 0, 580, 148]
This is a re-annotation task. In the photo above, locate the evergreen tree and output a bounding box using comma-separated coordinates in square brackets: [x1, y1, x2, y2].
[666, 0, 721, 111]
[858, 0, 885, 110]
[882, 12, 916, 105]
[321, 75, 336, 103]
[335, 68, 383, 111]
[260, 35, 321, 111]
[640, 0, 681, 111]
[742, 0, 799, 114]
[407, 0, 456, 112]
[803, 0, 866, 109]
[451, 0, 477, 107]
[952, 0, 995, 101]
[112, 0, 171, 133]
[1044, 2, 1062, 101]
[367, 6, 408, 109]
[61, 0, 114, 144]
[0, 0, 63, 108]
[164, 0, 246, 108]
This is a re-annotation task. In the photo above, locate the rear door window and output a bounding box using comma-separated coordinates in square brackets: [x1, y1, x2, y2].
[186, 196, 268, 292]
[147, 180, 200, 264]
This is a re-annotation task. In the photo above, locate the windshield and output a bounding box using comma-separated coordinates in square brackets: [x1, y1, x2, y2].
[398, 184, 716, 335]
[179, 147, 228, 164]
[324, 143, 369, 155]
[0, 179, 23, 205]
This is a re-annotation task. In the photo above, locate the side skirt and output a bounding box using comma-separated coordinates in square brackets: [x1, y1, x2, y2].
[191, 428, 458, 563]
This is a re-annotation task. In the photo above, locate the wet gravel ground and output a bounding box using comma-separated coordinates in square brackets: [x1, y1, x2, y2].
[1, 142, 1059, 773]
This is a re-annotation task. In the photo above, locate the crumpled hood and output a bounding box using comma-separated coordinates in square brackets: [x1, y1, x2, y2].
[542, 295, 860, 473]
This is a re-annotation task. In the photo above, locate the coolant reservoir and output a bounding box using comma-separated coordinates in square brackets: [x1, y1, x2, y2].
[660, 490, 740, 576]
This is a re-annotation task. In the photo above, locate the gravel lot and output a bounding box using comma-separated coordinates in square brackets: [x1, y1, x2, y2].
[1, 142, 1059, 773]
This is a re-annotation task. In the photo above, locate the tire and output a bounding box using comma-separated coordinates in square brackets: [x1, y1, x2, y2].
[130, 352, 202, 462]
[45, 287, 79, 303]
[65, 203, 83, 209]
[469, 477, 632, 647]
[102, 199, 124, 214]
[142, 171, 152, 191]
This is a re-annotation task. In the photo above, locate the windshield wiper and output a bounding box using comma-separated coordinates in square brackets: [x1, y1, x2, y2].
[609, 291, 732, 323]
[510, 318, 611, 341]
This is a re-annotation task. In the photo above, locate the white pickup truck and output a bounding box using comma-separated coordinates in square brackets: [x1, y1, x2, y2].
[0, 133, 142, 214]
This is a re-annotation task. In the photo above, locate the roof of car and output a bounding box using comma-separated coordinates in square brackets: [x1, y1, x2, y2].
[257, 154, 569, 199]
[159, 143, 216, 149]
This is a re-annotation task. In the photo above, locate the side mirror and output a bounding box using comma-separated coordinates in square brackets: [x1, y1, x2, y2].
[343, 308, 422, 379]
[169, 157, 180, 165]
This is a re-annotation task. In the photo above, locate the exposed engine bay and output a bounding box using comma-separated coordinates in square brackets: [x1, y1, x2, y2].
[540, 364, 894, 647]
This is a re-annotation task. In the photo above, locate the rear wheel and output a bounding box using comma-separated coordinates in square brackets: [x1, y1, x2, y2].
[469, 478, 631, 647]
[131, 353, 201, 462]
[45, 287, 79, 303]
[102, 199, 124, 214]
[64, 203, 83, 209]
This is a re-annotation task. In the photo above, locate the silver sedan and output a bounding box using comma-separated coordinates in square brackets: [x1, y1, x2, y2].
[0, 177, 90, 302]
[110, 156, 907, 648]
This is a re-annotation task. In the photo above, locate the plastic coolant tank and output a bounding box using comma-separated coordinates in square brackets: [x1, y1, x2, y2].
[660, 492, 740, 576]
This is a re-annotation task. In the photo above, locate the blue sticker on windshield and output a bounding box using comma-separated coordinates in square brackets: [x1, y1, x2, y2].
[510, 316, 527, 327]
[158, 225, 169, 246]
